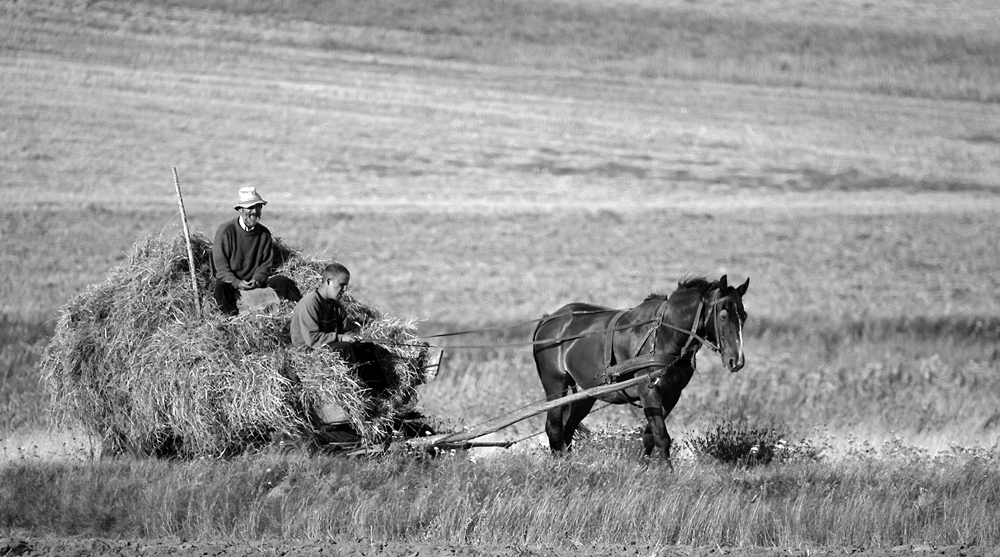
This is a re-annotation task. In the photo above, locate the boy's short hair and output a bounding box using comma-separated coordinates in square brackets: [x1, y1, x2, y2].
[322, 263, 350, 281]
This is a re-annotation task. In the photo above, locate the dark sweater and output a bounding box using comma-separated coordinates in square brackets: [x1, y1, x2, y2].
[211, 217, 276, 285]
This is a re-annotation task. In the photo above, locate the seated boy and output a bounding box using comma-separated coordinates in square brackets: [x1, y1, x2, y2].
[290, 263, 385, 392]
[290, 263, 357, 351]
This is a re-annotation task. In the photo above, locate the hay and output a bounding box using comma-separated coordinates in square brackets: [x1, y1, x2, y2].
[39, 233, 432, 458]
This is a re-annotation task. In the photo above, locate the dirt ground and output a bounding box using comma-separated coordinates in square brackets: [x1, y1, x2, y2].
[1, 536, 995, 557]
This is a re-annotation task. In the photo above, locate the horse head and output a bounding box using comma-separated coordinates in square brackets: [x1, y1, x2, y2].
[709, 275, 749, 373]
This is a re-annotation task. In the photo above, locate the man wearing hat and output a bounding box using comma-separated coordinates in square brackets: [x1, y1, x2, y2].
[211, 187, 301, 316]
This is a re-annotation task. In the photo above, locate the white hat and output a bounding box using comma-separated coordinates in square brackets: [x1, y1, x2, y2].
[234, 187, 268, 210]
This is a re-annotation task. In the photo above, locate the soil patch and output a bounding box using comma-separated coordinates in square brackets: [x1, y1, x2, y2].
[1, 536, 991, 557]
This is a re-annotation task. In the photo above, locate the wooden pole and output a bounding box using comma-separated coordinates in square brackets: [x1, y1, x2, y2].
[172, 167, 202, 316]
[407, 357, 674, 448]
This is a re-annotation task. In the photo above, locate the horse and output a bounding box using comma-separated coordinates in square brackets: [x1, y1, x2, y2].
[532, 275, 749, 462]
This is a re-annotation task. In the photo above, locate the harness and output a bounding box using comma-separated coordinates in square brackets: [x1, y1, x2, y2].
[603, 289, 726, 384]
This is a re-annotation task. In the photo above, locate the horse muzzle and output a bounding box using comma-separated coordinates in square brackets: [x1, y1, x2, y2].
[724, 352, 745, 373]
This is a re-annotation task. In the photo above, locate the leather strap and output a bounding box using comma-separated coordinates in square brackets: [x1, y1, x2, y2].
[678, 299, 704, 356]
[604, 309, 629, 368]
[606, 353, 677, 381]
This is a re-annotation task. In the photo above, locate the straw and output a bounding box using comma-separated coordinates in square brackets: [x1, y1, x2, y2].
[38, 233, 431, 458]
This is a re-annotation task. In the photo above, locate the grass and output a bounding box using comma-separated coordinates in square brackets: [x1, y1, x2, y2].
[82, 0, 1000, 103]
[0, 310, 51, 432]
[2, 0, 1000, 549]
[12, 208, 1000, 458]
[3, 440, 1000, 547]
[4, 207, 1000, 450]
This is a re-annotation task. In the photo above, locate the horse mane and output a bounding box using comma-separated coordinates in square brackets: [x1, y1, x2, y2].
[644, 276, 716, 302]
[676, 276, 716, 294]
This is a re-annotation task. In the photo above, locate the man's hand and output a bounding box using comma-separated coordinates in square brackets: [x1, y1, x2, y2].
[237, 279, 257, 290]
[340, 333, 358, 344]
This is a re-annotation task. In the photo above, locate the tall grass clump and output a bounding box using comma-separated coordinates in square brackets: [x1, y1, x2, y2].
[37, 233, 433, 459]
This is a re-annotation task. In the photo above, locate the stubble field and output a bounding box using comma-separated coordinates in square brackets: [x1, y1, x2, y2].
[2, 0, 1000, 555]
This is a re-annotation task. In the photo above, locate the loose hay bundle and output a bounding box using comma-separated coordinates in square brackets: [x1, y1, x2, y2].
[39, 233, 432, 458]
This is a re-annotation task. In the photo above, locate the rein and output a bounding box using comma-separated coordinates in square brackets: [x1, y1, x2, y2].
[360, 290, 727, 351]
[356, 309, 654, 349]
[411, 309, 611, 341]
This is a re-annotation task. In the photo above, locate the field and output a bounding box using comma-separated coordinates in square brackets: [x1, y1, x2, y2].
[2, 0, 1000, 555]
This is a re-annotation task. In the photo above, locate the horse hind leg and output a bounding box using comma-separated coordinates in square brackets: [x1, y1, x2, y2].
[561, 398, 596, 452]
[544, 397, 596, 455]
[544, 406, 570, 455]
[540, 378, 575, 455]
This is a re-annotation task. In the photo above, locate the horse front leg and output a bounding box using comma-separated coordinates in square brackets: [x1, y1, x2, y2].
[642, 407, 672, 462]
[640, 390, 672, 464]
[646, 365, 694, 465]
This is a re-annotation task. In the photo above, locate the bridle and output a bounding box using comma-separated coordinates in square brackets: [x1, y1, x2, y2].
[648, 288, 729, 358]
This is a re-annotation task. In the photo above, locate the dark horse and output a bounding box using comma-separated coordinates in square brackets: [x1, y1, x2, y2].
[533, 275, 749, 462]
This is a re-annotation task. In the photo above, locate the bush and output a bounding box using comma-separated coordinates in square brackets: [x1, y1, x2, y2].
[686, 416, 822, 466]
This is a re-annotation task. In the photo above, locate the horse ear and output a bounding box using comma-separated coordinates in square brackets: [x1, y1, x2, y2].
[718, 275, 728, 289]
[737, 277, 750, 296]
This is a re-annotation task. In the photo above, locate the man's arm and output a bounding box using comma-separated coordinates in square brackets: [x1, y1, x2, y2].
[250, 230, 277, 286]
[212, 224, 241, 285]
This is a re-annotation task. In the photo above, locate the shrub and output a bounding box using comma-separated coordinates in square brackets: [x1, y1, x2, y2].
[686, 416, 821, 466]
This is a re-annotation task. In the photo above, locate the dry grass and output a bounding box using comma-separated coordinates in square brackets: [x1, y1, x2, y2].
[0, 0, 999, 547]
[0, 310, 51, 432]
[71, 0, 1000, 102]
[38, 233, 431, 457]
[4, 441, 1000, 546]
[2, 0, 998, 222]
[7, 205, 1000, 451]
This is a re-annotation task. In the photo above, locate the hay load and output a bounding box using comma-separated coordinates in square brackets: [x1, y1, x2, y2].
[39, 233, 433, 458]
